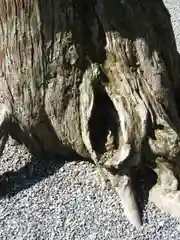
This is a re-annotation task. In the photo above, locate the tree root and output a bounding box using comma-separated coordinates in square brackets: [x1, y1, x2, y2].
[149, 158, 180, 218]
[103, 166, 141, 228]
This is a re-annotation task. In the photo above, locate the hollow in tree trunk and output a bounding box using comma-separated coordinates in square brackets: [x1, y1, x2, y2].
[0, 0, 180, 228]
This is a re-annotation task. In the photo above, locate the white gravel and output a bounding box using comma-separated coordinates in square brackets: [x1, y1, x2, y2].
[165, 0, 180, 51]
[0, 1, 180, 240]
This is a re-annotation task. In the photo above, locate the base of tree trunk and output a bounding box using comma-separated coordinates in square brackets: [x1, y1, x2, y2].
[0, 0, 180, 228]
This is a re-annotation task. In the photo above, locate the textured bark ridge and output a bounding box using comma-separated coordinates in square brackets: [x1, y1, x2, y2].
[1, 0, 180, 228]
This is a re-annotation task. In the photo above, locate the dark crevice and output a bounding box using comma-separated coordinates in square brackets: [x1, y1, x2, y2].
[88, 81, 119, 155]
[73, 0, 106, 64]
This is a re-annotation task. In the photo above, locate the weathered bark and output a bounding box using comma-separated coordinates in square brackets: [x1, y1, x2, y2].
[0, 0, 180, 228]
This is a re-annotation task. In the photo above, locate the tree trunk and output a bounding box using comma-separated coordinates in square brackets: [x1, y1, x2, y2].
[0, 0, 180, 228]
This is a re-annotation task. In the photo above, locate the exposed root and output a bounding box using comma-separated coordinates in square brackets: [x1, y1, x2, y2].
[149, 159, 180, 217]
[104, 167, 141, 228]
[115, 176, 141, 228]
[150, 187, 180, 218]
[104, 143, 131, 169]
[95, 166, 108, 191]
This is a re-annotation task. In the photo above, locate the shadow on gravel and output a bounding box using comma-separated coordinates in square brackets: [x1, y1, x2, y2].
[0, 153, 87, 198]
[0, 148, 158, 222]
[133, 167, 157, 223]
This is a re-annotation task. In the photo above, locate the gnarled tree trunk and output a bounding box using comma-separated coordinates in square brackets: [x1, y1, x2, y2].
[0, 0, 180, 228]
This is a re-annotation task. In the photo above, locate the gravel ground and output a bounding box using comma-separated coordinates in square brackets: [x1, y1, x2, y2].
[0, 1, 180, 240]
[165, 0, 180, 51]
